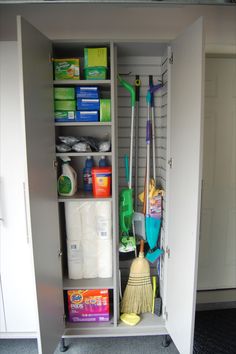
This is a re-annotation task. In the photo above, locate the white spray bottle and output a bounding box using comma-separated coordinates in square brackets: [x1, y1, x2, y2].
[58, 156, 77, 196]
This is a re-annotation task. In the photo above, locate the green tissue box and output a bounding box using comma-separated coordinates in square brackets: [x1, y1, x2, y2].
[54, 87, 75, 100]
[100, 99, 111, 122]
[54, 100, 76, 111]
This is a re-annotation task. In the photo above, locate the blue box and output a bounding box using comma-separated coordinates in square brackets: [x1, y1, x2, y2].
[77, 98, 100, 111]
[75, 86, 99, 99]
[75, 111, 99, 122]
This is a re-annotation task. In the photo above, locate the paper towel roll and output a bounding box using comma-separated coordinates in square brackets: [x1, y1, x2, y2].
[65, 202, 83, 241]
[81, 202, 98, 278]
[95, 201, 112, 278]
[67, 239, 83, 279]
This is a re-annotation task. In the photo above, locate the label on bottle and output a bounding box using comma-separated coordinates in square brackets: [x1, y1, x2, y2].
[83, 170, 92, 190]
[58, 175, 72, 194]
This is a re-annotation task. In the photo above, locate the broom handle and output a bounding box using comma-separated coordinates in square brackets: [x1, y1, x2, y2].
[140, 239, 144, 253]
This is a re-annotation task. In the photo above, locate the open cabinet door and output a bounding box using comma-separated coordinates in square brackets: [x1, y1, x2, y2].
[17, 16, 64, 354]
[165, 18, 204, 354]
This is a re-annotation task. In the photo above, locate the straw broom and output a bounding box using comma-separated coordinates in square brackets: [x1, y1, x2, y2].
[121, 240, 152, 314]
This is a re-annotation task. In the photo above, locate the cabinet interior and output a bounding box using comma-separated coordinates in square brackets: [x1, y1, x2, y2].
[53, 40, 169, 333]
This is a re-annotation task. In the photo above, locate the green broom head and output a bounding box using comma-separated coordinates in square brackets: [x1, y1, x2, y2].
[121, 240, 152, 314]
[119, 188, 133, 234]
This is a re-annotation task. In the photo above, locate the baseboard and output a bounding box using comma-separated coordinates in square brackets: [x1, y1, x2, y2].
[197, 288, 236, 304]
[196, 301, 236, 311]
[0, 332, 37, 339]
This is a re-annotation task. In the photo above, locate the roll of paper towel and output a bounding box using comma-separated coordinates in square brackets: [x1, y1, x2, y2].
[65, 202, 83, 241]
[67, 239, 83, 279]
[81, 202, 98, 278]
[96, 201, 112, 278]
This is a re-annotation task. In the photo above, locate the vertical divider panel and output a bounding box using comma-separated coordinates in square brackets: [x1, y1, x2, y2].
[110, 42, 119, 326]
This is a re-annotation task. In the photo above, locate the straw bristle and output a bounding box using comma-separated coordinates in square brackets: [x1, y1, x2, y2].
[121, 253, 153, 314]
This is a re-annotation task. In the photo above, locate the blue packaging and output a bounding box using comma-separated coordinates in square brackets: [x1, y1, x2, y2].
[83, 157, 94, 192]
[75, 111, 99, 122]
[77, 98, 100, 111]
[75, 86, 99, 99]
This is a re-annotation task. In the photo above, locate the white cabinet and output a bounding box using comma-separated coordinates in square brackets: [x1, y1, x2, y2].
[16, 15, 204, 354]
[0, 42, 38, 337]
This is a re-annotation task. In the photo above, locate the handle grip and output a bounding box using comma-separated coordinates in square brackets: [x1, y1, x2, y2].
[124, 155, 129, 184]
[140, 239, 144, 254]
[118, 75, 136, 107]
[146, 120, 152, 144]
[135, 75, 140, 102]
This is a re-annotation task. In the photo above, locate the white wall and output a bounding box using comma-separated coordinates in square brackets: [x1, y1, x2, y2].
[0, 4, 235, 54]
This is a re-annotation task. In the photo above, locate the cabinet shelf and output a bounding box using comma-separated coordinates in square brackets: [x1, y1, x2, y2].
[54, 80, 111, 87]
[58, 190, 112, 202]
[55, 122, 112, 127]
[56, 152, 112, 157]
[63, 314, 167, 338]
[64, 318, 115, 335]
[63, 277, 114, 290]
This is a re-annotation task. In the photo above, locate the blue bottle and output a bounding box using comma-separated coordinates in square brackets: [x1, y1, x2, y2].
[99, 156, 107, 167]
[83, 156, 94, 192]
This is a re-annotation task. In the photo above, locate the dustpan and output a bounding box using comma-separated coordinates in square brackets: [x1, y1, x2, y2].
[118, 76, 136, 253]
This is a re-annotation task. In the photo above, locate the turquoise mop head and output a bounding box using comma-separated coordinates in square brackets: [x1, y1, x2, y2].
[145, 217, 164, 263]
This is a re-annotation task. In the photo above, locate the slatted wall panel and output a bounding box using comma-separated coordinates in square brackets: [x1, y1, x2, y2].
[159, 53, 168, 298]
[117, 55, 168, 292]
[117, 56, 165, 210]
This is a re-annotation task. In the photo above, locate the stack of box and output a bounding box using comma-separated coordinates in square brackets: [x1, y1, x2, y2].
[54, 87, 76, 122]
[84, 47, 108, 80]
[75, 86, 111, 123]
[75, 86, 100, 122]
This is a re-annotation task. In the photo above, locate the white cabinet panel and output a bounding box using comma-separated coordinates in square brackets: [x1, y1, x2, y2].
[0, 278, 6, 332]
[165, 18, 204, 354]
[0, 42, 38, 333]
[17, 17, 64, 354]
[198, 57, 236, 290]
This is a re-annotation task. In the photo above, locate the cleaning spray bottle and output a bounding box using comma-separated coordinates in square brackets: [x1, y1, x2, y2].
[58, 156, 77, 196]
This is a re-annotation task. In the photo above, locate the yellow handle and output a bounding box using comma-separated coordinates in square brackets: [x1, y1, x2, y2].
[152, 276, 157, 314]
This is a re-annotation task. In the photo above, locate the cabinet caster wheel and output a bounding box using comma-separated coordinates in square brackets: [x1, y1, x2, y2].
[60, 338, 69, 352]
[162, 335, 171, 347]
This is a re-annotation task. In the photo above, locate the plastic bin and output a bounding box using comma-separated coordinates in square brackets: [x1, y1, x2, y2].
[84, 66, 107, 80]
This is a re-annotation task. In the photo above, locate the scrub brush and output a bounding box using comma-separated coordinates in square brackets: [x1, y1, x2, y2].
[152, 275, 162, 316]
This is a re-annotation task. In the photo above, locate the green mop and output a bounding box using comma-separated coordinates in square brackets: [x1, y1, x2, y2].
[118, 75, 136, 253]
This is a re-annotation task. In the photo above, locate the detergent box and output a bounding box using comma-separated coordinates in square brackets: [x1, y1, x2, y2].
[54, 100, 76, 111]
[100, 99, 111, 122]
[54, 87, 75, 100]
[67, 289, 109, 322]
[75, 111, 99, 122]
[84, 48, 107, 68]
[75, 86, 99, 99]
[84, 67, 107, 80]
[77, 98, 100, 111]
[55, 111, 75, 122]
[54, 58, 80, 80]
